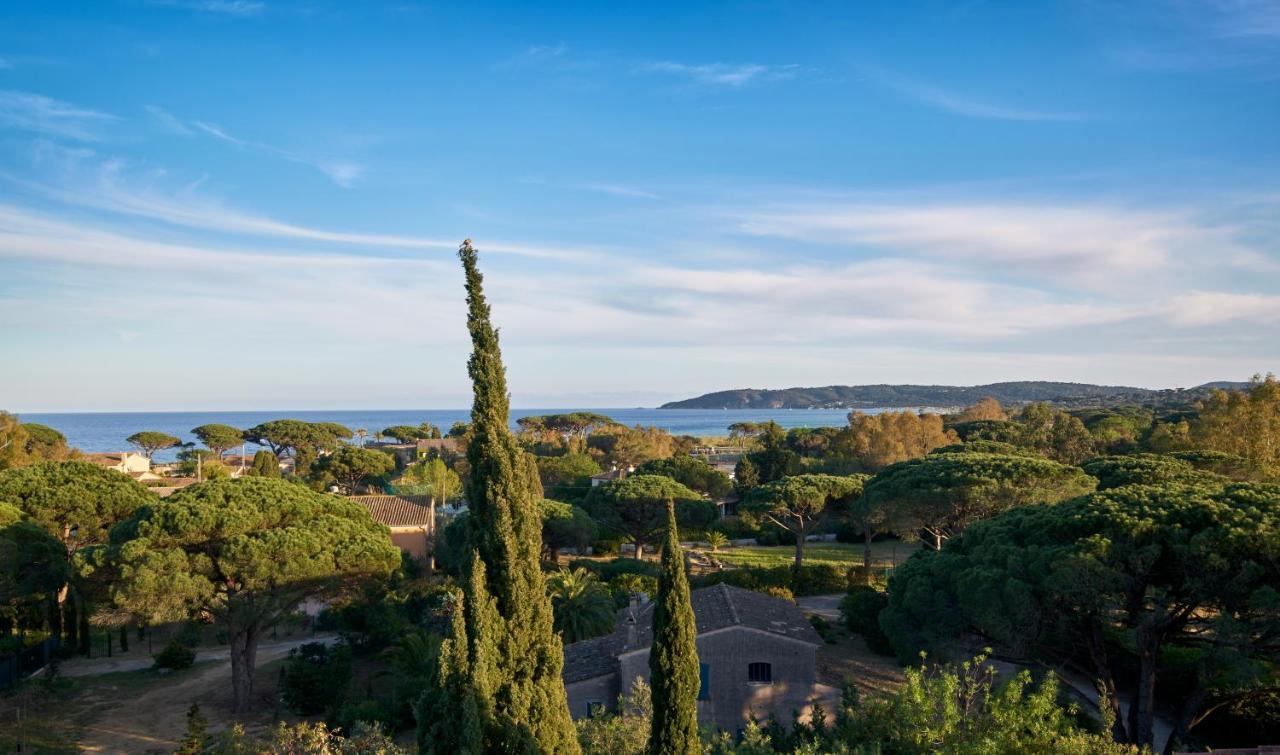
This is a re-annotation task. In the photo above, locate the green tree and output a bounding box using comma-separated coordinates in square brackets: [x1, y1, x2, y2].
[190, 424, 243, 459]
[415, 585, 484, 755]
[126, 431, 182, 460]
[0, 411, 30, 471]
[647, 501, 700, 755]
[576, 678, 652, 755]
[548, 567, 616, 643]
[314, 445, 395, 493]
[1191, 374, 1280, 474]
[1081, 453, 1220, 490]
[727, 422, 762, 448]
[747, 421, 798, 483]
[741, 474, 868, 571]
[863, 452, 1096, 550]
[0, 503, 70, 637]
[733, 456, 759, 496]
[21, 423, 71, 461]
[536, 453, 603, 502]
[455, 240, 579, 752]
[585, 475, 709, 560]
[879, 481, 1280, 749]
[635, 455, 732, 498]
[109, 477, 400, 714]
[382, 425, 429, 443]
[1015, 403, 1098, 464]
[541, 499, 599, 563]
[248, 449, 281, 478]
[830, 411, 957, 472]
[0, 461, 154, 646]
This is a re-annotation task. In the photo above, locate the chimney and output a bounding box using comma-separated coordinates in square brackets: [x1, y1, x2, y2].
[625, 594, 640, 648]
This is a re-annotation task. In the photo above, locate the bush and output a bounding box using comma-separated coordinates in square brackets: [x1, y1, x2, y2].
[840, 586, 893, 655]
[154, 639, 196, 670]
[692, 563, 846, 596]
[763, 586, 795, 603]
[570, 557, 661, 581]
[331, 698, 394, 735]
[280, 642, 352, 716]
[609, 573, 659, 607]
[712, 515, 758, 540]
[809, 614, 837, 643]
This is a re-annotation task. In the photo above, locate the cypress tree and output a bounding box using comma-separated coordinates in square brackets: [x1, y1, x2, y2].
[648, 500, 701, 755]
[457, 240, 579, 753]
[248, 449, 280, 478]
[416, 574, 485, 755]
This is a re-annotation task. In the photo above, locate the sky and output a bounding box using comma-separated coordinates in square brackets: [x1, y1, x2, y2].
[1, 0, 1278, 412]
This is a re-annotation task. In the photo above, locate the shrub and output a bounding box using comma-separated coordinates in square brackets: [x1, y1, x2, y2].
[712, 515, 758, 540]
[609, 573, 659, 606]
[840, 586, 893, 655]
[705, 531, 729, 552]
[154, 639, 196, 670]
[331, 699, 394, 735]
[570, 557, 661, 581]
[809, 614, 837, 644]
[280, 642, 352, 716]
[763, 586, 795, 603]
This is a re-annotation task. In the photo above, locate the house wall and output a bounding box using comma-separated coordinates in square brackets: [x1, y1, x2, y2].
[566, 674, 621, 719]
[616, 627, 818, 732]
[389, 527, 429, 560]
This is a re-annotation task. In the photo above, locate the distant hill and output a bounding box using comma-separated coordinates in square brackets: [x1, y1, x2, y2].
[659, 381, 1251, 411]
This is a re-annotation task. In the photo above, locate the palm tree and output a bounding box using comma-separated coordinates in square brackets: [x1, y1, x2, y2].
[705, 531, 728, 552]
[547, 568, 616, 643]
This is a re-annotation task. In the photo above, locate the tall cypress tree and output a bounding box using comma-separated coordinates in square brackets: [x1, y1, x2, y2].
[648, 500, 701, 755]
[457, 240, 579, 753]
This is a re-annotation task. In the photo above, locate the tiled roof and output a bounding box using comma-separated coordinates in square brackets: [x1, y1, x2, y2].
[563, 583, 821, 683]
[348, 494, 435, 528]
[415, 438, 462, 453]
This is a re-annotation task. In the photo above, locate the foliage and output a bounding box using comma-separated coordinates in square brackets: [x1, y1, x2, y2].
[577, 678, 652, 755]
[862, 452, 1095, 550]
[648, 501, 700, 755]
[588, 425, 678, 468]
[0, 411, 30, 471]
[313, 445, 395, 493]
[537, 453, 603, 502]
[543, 500, 600, 560]
[1014, 403, 1098, 464]
[839, 586, 892, 655]
[635, 455, 733, 498]
[1081, 453, 1220, 489]
[109, 477, 400, 714]
[381, 424, 433, 443]
[154, 638, 196, 669]
[746, 421, 799, 483]
[177, 702, 208, 755]
[741, 473, 868, 571]
[548, 567, 616, 643]
[21, 423, 71, 461]
[280, 641, 353, 715]
[126, 430, 183, 459]
[400, 456, 461, 504]
[453, 241, 578, 752]
[827, 654, 1138, 754]
[584, 474, 711, 560]
[879, 481, 1280, 748]
[210, 721, 408, 755]
[953, 397, 1008, 423]
[176, 448, 228, 479]
[247, 449, 281, 478]
[705, 530, 728, 551]
[241, 419, 348, 460]
[733, 456, 760, 496]
[830, 411, 958, 472]
[1189, 374, 1280, 474]
[692, 562, 849, 597]
[191, 424, 244, 457]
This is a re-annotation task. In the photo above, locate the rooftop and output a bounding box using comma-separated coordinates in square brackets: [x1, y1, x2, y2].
[348, 494, 436, 528]
[563, 582, 821, 683]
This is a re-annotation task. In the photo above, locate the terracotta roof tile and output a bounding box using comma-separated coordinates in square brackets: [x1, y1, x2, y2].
[348, 494, 435, 528]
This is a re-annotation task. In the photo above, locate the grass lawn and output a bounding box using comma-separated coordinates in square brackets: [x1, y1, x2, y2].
[711, 539, 919, 569]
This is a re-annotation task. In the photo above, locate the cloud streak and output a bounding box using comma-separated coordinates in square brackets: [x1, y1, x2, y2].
[864, 68, 1081, 121]
[0, 90, 118, 141]
[642, 61, 800, 87]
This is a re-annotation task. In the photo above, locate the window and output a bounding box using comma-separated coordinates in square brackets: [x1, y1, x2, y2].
[748, 662, 772, 683]
[698, 663, 710, 700]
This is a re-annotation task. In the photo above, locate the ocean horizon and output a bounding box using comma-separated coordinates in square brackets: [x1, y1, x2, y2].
[20, 406, 894, 461]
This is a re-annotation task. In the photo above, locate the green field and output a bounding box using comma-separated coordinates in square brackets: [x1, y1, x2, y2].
[710, 540, 919, 569]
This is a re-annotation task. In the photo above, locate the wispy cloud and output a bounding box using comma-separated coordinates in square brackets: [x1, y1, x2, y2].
[642, 61, 800, 87]
[582, 183, 661, 200]
[864, 68, 1081, 121]
[0, 90, 118, 141]
[144, 104, 194, 135]
[0, 57, 11, 70]
[149, 0, 265, 17]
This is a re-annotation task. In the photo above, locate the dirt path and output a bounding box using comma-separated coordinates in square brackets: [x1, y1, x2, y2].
[70, 635, 334, 754]
[797, 593, 843, 621]
[54, 634, 333, 679]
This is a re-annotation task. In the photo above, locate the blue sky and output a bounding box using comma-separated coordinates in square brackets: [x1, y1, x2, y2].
[1, 0, 1278, 411]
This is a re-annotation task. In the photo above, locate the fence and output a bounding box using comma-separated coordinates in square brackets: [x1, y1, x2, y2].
[0, 635, 59, 691]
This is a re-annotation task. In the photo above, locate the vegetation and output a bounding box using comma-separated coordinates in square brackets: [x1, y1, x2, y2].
[585, 474, 711, 560]
[648, 501, 700, 755]
[741, 474, 868, 571]
[438, 240, 578, 752]
[548, 567, 616, 643]
[881, 480, 1280, 749]
[125, 430, 182, 459]
[190, 423, 244, 458]
[313, 444, 395, 493]
[109, 477, 400, 714]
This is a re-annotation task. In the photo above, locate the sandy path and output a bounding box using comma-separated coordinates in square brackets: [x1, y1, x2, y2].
[72, 635, 334, 754]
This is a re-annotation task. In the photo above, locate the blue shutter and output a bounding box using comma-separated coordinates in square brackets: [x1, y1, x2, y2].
[698, 662, 710, 700]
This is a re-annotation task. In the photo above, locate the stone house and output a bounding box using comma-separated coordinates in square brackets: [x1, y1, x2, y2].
[348, 494, 438, 561]
[563, 583, 823, 732]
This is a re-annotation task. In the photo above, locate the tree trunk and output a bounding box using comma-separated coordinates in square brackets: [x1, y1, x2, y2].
[634, 542, 645, 561]
[229, 623, 260, 715]
[77, 602, 90, 656]
[1086, 619, 1129, 744]
[1163, 682, 1209, 755]
[794, 530, 805, 571]
[934, 531, 944, 551]
[119, 625, 128, 653]
[1130, 625, 1159, 748]
[862, 528, 873, 569]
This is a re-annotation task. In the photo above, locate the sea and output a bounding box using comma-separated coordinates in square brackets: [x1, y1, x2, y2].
[21, 407, 883, 462]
